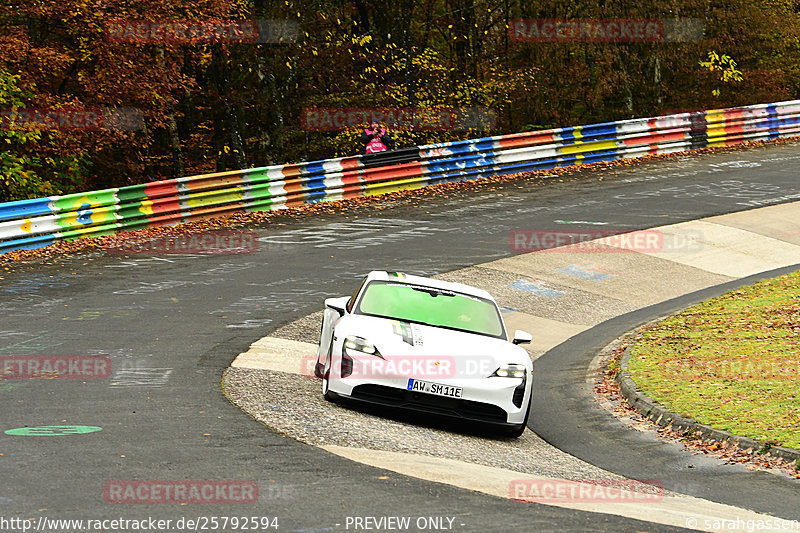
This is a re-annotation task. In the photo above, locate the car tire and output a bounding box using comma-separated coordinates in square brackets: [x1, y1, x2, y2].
[314, 320, 326, 378]
[322, 338, 337, 403]
[503, 403, 530, 438]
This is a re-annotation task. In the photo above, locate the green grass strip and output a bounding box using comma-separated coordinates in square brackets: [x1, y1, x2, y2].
[628, 270, 800, 449]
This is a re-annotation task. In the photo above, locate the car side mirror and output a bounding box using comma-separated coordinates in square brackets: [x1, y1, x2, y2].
[325, 298, 346, 316]
[512, 330, 532, 345]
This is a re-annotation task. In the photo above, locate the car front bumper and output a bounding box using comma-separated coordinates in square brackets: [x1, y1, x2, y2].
[327, 365, 531, 425]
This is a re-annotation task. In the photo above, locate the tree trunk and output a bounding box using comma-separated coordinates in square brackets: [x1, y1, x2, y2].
[167, 112, 184, 178]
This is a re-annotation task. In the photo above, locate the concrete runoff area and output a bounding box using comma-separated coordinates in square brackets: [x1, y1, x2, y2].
[488, 247, 733, 308]
[702, 206, 800, 246]
[231, 337, 315, 374]
[227, 200, 800, 532]
[632, 220, 800, 277]
[324, 446, 788, 531]
[502, 311, 589, 360]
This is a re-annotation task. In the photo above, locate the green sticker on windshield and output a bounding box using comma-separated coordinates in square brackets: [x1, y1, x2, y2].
[5, 425, 102, 436]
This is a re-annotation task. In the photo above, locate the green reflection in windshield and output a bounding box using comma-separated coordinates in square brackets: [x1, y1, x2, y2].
[357, 281, 504, 338]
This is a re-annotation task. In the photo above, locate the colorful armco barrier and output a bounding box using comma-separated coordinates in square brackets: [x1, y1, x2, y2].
[2, 100, 800, 254]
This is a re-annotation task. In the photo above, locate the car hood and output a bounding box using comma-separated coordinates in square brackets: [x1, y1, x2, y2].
[336, 314, 531, 372]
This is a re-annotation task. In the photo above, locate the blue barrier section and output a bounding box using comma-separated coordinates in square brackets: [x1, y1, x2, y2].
[0, 233, 56, 253]
[0, 198, 53, 222]
[303, 162, 326, 175]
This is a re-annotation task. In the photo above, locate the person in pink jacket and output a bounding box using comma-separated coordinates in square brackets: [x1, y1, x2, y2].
[361, 121, 394, 153]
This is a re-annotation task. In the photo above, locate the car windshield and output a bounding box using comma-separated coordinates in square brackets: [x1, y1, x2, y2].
[355, 281, 505, 339]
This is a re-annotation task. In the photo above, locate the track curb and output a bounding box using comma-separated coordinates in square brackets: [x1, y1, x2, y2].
[616, 345, 800, 465]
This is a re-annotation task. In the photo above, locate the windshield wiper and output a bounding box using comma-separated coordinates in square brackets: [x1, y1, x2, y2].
[411, 286, 455, 298]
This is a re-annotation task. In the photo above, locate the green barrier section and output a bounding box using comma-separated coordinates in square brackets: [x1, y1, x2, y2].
[52, 190, 118, 212]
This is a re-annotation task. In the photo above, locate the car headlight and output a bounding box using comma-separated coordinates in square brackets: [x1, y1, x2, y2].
[493, 363, 526, 378]
[343, 336, 383, 358]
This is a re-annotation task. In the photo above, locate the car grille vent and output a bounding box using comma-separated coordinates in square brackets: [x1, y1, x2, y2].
[351, 384, 508, 423]
[512, 381, 526, 408]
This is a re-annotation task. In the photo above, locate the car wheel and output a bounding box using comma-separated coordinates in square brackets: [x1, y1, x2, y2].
[503, 402, 530, 438]
[321, 339, 337, 403]
[314, 320, 326, 378]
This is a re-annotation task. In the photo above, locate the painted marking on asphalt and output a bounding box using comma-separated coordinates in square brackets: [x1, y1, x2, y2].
[0, 381, 27, 393]
[0, 332, 77, 355]
[60, 307, 143, 322]
[191, 262, 258, 277]
[110, 368, 172, 387]
[104, 256, 196, 268]
[509, 280, 565, 298]
[113, 280, 195, 295]
[556, 264, 613, 282]
[554, 220, 609, 225]
[256, 218, 455, 250]
[226, 319, 273, 329]
[86, 347, 147, 359]
[212, 289, 331, 316]
[5, 425, 102, 436]
[0, 331, 28, 339]
[0, 296, 67, 317]
[3, 275, 73, 294]
[708, 160, 762, 168]
[614, 180, 781, 201]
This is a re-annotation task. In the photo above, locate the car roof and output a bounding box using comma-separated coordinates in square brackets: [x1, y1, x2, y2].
[364, 271, 496, 301]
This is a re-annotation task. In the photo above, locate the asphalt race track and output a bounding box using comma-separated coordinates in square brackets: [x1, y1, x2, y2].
[532, 264, 800, 520]
[2, 142, 800, 532]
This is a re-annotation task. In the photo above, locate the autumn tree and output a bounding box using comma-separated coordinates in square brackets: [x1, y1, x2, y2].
[0, 0, 798, 201]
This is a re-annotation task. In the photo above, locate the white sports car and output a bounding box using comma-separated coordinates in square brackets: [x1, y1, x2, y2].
[314, 271, 533, 437]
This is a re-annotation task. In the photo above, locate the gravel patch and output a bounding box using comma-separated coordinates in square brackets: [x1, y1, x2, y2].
[224, 365, 620, 481]
[436, 265, 634, 325]
[270, 311, 324, 342]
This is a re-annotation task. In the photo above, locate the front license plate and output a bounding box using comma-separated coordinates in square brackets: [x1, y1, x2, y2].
[407, 379, 463, 399]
